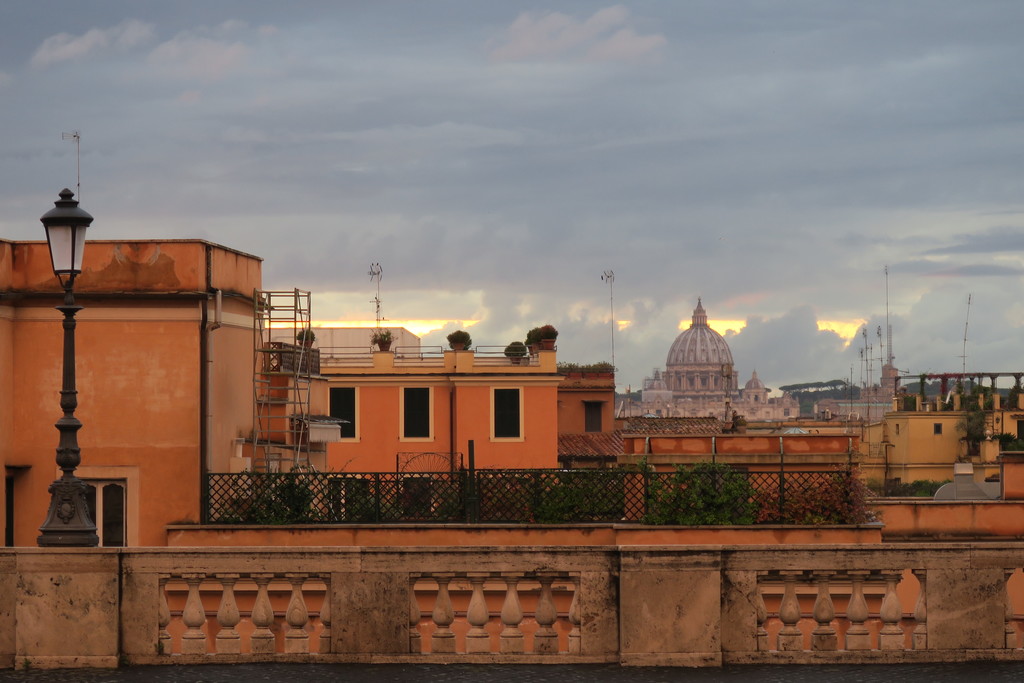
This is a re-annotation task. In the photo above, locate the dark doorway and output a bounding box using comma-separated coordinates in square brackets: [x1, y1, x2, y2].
[4, 476, 14, 546]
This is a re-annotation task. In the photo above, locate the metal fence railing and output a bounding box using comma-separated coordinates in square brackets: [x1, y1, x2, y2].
[204, 465, 870, 526]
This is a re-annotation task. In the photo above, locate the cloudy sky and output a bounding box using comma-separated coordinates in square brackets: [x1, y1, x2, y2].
[3, 2, 1023, 393]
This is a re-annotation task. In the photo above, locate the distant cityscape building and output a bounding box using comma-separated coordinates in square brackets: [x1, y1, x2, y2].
[814, 364, 899, 424]
[632, 299, 798, 421]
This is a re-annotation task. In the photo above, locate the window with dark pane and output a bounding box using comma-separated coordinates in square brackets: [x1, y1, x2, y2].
[404, 387, 431, 438]
[330, 387, 356, 438]
[584, 401, 603, 433]
[494, 388, 521, 438]
[84, 480, 126, 547]
[102, 483, 125, 547]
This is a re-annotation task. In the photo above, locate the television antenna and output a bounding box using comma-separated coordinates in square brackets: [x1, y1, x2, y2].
[884, 265, 894, 367]
[62, 130, 81, 199]
[876, 325, 884, 376]
[601, 270, 615, 372]
[368, 263, 383, 328]
[960, 293, 972, 377]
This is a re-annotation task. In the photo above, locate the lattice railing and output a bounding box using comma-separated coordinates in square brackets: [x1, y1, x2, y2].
[205, 466, 868, 526]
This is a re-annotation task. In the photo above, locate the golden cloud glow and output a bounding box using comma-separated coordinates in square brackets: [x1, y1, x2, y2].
[818, 319, 865, 343]
[676, 319, 746, 335]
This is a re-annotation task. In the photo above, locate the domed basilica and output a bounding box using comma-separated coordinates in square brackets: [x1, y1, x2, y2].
[637, 299, 798, 421]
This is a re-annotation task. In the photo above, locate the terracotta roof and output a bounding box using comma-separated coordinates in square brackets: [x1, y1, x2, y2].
[623, 416, 723, 436]
[557, 431, 623, 457]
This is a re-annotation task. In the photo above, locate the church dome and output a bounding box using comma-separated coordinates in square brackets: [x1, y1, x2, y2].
[744, 370, 765, 391]
[666, 299, 734, 368]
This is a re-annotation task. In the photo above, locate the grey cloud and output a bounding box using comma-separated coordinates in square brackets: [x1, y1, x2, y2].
[925, 227, 1024, 256]
[4, 1, 1024, 391]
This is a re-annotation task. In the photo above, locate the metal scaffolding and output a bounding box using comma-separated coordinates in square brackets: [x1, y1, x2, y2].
[250, 289, 316, 471]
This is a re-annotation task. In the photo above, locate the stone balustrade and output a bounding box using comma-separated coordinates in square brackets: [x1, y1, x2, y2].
[410, 571, 579, 655]
[159, 572, 330, 656]
[5, 544, 1024, 668]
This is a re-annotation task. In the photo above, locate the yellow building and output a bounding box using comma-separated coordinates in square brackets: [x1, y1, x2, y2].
[860, 389, 1022, 489]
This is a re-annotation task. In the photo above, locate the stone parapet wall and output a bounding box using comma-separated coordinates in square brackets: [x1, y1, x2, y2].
[4, 544, 1024, 668]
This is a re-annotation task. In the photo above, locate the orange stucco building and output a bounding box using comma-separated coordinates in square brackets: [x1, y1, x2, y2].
[557, 368, 616, 435]
[1, 239, 260, 546]
[320, 346, 563, 472]
[617, 416, 858, 472]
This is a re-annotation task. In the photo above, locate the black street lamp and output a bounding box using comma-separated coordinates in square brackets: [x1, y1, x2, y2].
[37, 188, 99, 547]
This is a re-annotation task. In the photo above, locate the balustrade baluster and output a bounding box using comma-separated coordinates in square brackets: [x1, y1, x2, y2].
[499, 572, 525, 654]
[755, 573, 769, 651]
[878, 571, 905, 650]
[777, 571, 803, 651]
[1006, 569, 1018, 649]
[567, 575, 581, 655]
[158, 575, 172, 656]
[214, 574, 241, 655]
[431, 573, 457, 654]
[409, 574, 422, 654]
[912, 569, 927, 650]
[533, 573, 559, 654]
[407, 573, 419, 655]
[465, 573, 491, 654]
[181, 573, 208, 655]
[250, 573, 277, 655]
[284, 573, 310, 653]
[811, 571, 837, 651]
[319, 574, 332, 655]
[844, 571, 871, 650]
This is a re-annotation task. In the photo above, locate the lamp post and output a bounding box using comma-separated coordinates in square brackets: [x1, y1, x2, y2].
[37, 188, 98, 547]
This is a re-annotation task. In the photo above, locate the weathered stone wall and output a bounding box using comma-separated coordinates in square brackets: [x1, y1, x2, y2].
[4, 544, 1024, 668]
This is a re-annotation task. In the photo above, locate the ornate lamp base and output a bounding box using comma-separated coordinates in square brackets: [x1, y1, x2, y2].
[37, 476, 99, 547]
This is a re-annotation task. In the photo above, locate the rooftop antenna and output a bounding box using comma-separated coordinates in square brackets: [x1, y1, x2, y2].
[884, 265, 894, 366]
[849, 365, 854, 428]
[877, 325, 884, 377]
[960, 293, 972, 377]
[61, 130, 81, 199]
[601, 270, 615, 372]
[368, 263, 383, 328]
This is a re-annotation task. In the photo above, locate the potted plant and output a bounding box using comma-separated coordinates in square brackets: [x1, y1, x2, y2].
[504, 341, 527, 364]
[526, 324, 558, 351]
[525, 327, 542, 352]
[370, 328, 393, 352]
[296, 328, 316, 347]
[446, 330, 472, 351]
[537, 324, 558, 350]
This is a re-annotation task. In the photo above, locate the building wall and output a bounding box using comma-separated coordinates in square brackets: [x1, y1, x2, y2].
[208, 295, 260, 474]
[0, 242, 12, 540]
[860, 399, 1014, 485]
[305, 327, 421, 351]
[618, 433, 859, 471]
[324, 350, 561, 472]
[557, 372, 616, 434]
[1, 240, 260, 546]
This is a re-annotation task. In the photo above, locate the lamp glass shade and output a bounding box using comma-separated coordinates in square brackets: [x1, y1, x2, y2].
[40, 188, 92, 282]
[45, 223, 87, 275]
